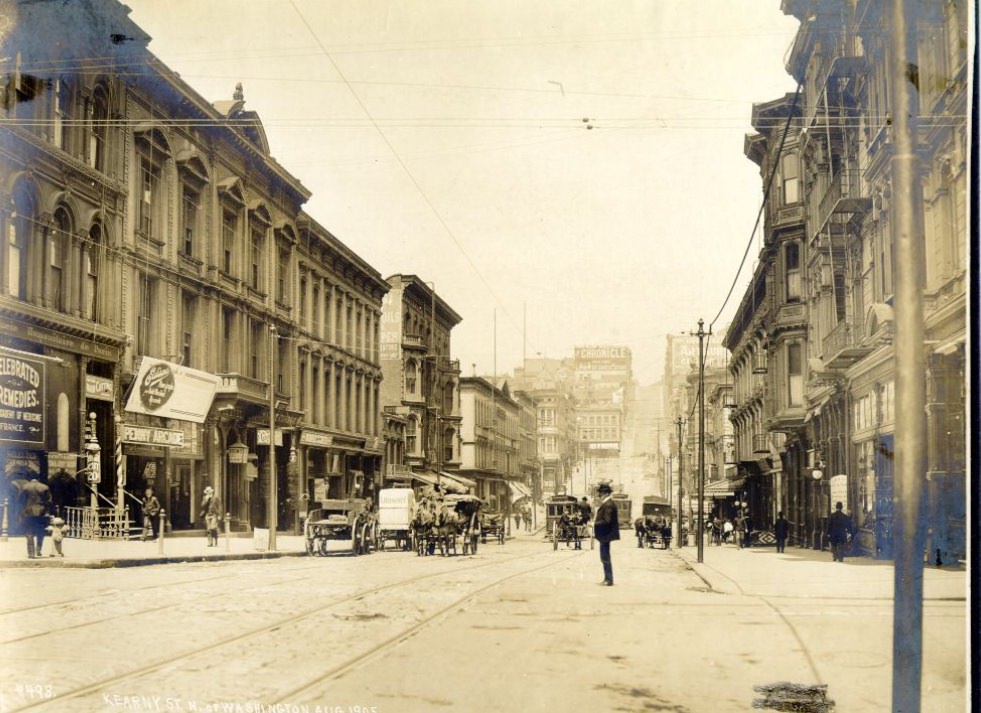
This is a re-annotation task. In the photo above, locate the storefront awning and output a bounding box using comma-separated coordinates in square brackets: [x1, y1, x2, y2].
[408, 470, 439, 487]
[439, 471, 476, 490]
[704, 477, 745, 498]
[509, 482, 532, 502]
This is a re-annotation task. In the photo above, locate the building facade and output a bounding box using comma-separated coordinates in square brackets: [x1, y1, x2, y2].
[378, 275, 463, 487]
[724, 0, 968, 559]
[0, 0, 388, 537]
[458, 377, 522, 512]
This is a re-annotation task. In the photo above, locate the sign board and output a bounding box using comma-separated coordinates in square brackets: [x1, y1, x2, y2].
[122, 424, 185, 447]
[85, 374, 114, 401]
[829, 474, 849, 512]
[124, 357, 218, 423]
[0, 347, 45, 446]
[253, 527, 269, 551]
[47, 452, 77, 476]
[257, 428, 284, 446]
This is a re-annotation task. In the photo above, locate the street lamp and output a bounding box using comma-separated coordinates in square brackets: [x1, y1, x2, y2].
[85, 412, 101, 510]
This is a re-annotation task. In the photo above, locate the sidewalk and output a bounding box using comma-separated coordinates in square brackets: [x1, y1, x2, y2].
[675, 540, 966, 601]
[0, 532, 308, 568]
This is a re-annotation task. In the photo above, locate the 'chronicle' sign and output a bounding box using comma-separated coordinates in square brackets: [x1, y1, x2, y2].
[0, 347, 45, 446]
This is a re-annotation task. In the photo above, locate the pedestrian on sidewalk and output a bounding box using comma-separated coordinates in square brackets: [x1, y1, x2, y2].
[774, 511, 789, 553]
[741, 512, 753, 548]
[593, 482, 619, 586]
[723, 518, 733, 545]
[201, 485, 222, 547]
[828, 502, 853, 562]
[142, 487, 161, 541]
[19, 478, 51, 558]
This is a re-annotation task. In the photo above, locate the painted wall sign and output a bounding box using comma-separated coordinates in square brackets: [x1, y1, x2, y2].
[124, 357, 218, 423]
[0, 348, 46, 446]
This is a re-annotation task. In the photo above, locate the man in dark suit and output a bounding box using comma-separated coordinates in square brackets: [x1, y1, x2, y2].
[828, 501, 853, 562]
[774, 511, 789, 553]
[593, 483, 619, 586]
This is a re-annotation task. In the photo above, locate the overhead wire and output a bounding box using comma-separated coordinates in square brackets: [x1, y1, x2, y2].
[286, 0, 523, 342]
[707, 82, 802, 331]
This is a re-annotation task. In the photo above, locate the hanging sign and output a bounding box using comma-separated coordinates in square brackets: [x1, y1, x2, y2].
[124, 357, 218, 423]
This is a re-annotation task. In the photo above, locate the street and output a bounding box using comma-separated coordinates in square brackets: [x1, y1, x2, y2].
[0, 530, 966, 713]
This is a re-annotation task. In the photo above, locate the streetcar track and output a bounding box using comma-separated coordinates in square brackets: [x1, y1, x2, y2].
[7, 547, 562, 712]
[271, 549, 584, 703]
[0, 552, 472, 645]
[0, 557, 362, 620]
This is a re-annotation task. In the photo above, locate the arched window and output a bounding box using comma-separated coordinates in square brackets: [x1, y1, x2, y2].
[86, 85, 109, 171]
[405, 360, 418, 395]
[84, 223, 102, 320]
[48, 208, 71, 311]
[6, 183, 36, 299]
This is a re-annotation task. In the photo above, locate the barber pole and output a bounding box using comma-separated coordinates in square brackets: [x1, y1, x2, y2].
[115, 416, 126, 512]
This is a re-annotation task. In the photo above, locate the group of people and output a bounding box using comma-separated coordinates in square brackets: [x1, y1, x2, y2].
[705, 514, 752, 547]
[590, 495, 855, 586]
[633, 516, 672, 549]
[512, 503, 534, 532]
[15, 477, 65, 559]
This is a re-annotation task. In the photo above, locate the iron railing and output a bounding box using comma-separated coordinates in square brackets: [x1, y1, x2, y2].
[64, 506, 131, 539]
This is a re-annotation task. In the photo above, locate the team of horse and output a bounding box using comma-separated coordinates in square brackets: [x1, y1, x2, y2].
[410, 489, 482, 556]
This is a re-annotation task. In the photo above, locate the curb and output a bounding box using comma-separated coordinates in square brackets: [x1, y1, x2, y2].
[0, 550, 309, 569]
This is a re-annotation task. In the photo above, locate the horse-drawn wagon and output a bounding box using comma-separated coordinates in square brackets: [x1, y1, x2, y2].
[410, 489, 483, 556]
[304, 498, 376, 556]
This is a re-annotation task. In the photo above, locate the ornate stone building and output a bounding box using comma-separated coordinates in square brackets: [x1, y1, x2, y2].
[0, 0, 388, 536]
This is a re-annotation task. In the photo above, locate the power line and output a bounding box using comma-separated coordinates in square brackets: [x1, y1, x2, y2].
[708, 83, 802, 331]
[286, 0, 523, 343]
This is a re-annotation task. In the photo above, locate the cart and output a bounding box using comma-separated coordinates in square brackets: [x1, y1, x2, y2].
[304, 498, 376, 556]
[480, 509, 506, 545]
[376, 487, 416, 551]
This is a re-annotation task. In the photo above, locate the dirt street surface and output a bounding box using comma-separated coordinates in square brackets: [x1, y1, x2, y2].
[0, 532, 966, 713]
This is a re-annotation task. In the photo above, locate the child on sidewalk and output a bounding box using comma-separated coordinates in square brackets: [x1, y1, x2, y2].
[46, 516, 66, 557]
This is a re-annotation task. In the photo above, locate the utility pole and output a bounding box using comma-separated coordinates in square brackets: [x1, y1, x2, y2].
[889, 1, 927, 710]
[675, 415, 684, 548]
[692, 318, 711, 564]
[267, 324, 278, 552]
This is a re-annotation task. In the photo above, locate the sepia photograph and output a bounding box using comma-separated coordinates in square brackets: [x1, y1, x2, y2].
[0, 0, 972, 711]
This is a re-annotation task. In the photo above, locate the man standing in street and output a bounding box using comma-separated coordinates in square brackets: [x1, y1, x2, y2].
[828, 501, 853, 562]
[774, 511, 789, 553]
[593, 483, 619, 586]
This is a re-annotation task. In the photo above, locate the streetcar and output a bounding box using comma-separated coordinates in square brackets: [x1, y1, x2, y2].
[610, 492, 632, 529]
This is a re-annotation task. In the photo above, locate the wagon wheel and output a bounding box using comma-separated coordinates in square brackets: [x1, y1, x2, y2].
[471, 530, 479, 554]
[363, 522, 374, 554]
[372, 523, 380, 553]
[552, 521, 559, 551]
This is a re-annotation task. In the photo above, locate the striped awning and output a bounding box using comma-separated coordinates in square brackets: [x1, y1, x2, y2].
[704, 477, 745, 498]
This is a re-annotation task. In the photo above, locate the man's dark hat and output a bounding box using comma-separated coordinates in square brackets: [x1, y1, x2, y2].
[597, 483, 613, 494]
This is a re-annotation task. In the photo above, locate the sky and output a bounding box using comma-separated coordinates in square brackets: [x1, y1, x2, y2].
[123, 0, 802, 385]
